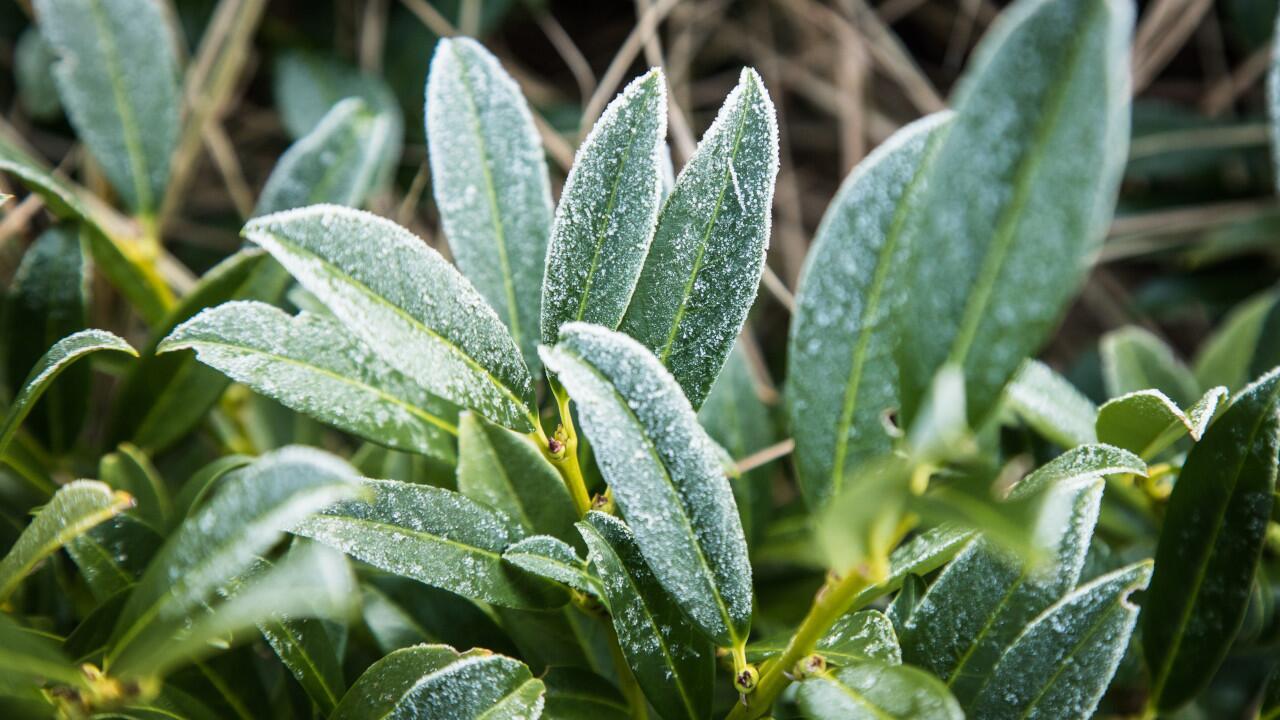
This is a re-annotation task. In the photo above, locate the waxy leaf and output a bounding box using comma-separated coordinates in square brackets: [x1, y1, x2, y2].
[577, 512, 714, 720]
[748, 610, 901, 667]
[100, 442, 171, 530]
[457, 412, 577, 545]
[1144, 367, 1280, 711]
[106, 447, 362, 675]
[160, 301, 458, 461]
[275, 51, 402, 140]
[1005, 359, 1099, 448]
[15, 28, 61, 121]
[65, 513, 161, 600]
[330, 644, 545, 720]
[293, 478, 566, 609]
[0, 613, 84, 693]
[1101, 326, 1200, 407]
[850, 526, 975, 608]
[1009, 443, 1146, 498]
[789, 113, 950, 507]
[0, 480, 132, 603]
[541, 69, 667, 344]
[897, 0, 1133, 426]
[244, 205, 537, 431]
[1096, 386, 1226, 459]
[796, 662, 963, 720]
[260, 613, 346, 713]
[361, 576, 516, 657]
[0, 329, 136, 459]
[620, 68, 780, 408]
[1195, 289, 1279, 391]
[971, 560, 1152, 719]
[35, 0, 179, 215]
[427, 37, 554, 373]
[502, 535, 603, 603]
[542, 323, 752, 646]
[543, 667, 631, 720]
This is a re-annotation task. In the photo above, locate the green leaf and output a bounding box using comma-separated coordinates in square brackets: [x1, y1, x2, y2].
[1144, 367, 1280, 711]
[619, 68, 780, 408]
[577, 512, 714, 720]
[100, 443, 171, 530]
[274, 50, 402, 141]
[35, 0, 179, 215]
[900, 476, 1104, 706]
[292, 477, 567, 609]
[0, 480, 132, 603]
[1005, 359, 1099, 448]
[748, 610, 901, 667]
[796, 661, 963, 720]
[543, 323, 753, 647]
[502, 535, 604, 603]
[897, 0, 1133, 426]
[330, 644, 545, 720]
[159, 301, 459, 461]
[815, 456, 910, 574]
[1096, 386, 1227, 459]
[1101, 326, 1201, 407]
[971, 560, 1152, 719]
[243, 205, 537, 432]
[260, 611, 345, 713]
[255, 97, 395, 216]
[427, 37, 554, 373]
[789, 113, 949, 507]
[173, 455, 253, 521]
[2, 226, 89, 453]
[65, 513, 161, 601]
[0, 329, 137, 459]
[0, 613, 84, 693]
[542, 667, 631, 720]
[106, 446, 362, 675]
[360, 575, 516, 656]
[1009, 443, 1146, 498]
[110, 249, 289, 453]
[457, 411, 577, 545]
[15, 28, 61, 121]
[850, 526, 975, 608]
[541, 69, 667, 345]
[1195, 289, 1279, 391]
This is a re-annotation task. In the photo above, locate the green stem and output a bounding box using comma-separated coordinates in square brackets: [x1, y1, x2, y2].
[604, 619, 648, 720]
[533, 378, 593, 517]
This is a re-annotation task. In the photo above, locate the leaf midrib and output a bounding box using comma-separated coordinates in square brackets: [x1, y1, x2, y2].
[264, 618, 340, 709]
[86, 0, 153, 213]
[305, 513, 505, 562]
[821, 673, 898, 720]
[1016, 597, 1128, 719]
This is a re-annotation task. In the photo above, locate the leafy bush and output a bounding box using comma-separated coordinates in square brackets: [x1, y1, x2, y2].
[0, 0, 1278, 718]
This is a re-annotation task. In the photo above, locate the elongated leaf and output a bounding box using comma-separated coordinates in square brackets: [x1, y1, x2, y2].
[293, 478, 566, 609]
[255, 98, 394, 216]
[541, 69, 667, 344]
[851, 526, 975, 608]
[260, 612, 345, 713]
[100, 443, 171, 530]
[543, 667, 630, 720]
[900, 477, 1104, 706]
[789, 113, 949, 506]
[1005, 359, 1099, 448]
[361, 576, 516, 657]
[543, 323, 752, 646]
[0, 132, 90, 222]
[65, 513, 161, 600]
[1096, 386, 1226, 458]
[330, 644, 545, 720]
[971, 560, 1152, 719]
[275, 51, 402, 140]
[15, 28, 61, 121]
[619, 68, 779, 408]
[106, 447, 362, 675]
[0, 613, 84, 693]
[1101, 326, 1200, 407]
[244, 205, 537, 431]
[0, 329, 136, 459]
[1144, 367, 1280, 711]
[1195, 290, 1279, 391]
[0, 480, 132, 602]
[748, 610, 901, 667]
[457, 411, 577, 545]
[35, 0, 179, 215]
[3, 226, 89, 453]
[1009, 443, 1145, 498]
[897, 0, 1133, 426]
[796, 662, 963, 720]
[578, 512, 714, 720]
[160, 301, 458, 460]
[111, 249, 289, 452]
[502, 535, 603, 603]
[427, 37, 554, 372]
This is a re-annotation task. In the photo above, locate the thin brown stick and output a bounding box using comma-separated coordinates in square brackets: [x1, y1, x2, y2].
[761, 264, 796, 313]
[735, 438, 795, 475]
[535, 11, 596, 102]
[1132, 0, 1214, 94]
[579, 0, 683, 139]
[397, 161, 432, 227]
[360, 0, 389, 73]
[203, 123, 255, 219]
[831, 0, 946, 113]
[399, 0, 455, 37]
[1201, 43, 1272, 117]
[0, 194, 45, 247]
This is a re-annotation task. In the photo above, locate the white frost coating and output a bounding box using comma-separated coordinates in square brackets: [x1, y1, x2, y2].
[243, 204, 536, 431]
[1005, 359, 1099, 448]
[1100, 326, 1201, 407]
[503, 535, 602, 602]
[619, 68, 780, 409]
[160, 301, 458, 460]
[427, 37, 554, 373]
[542, 323, 751, 646]
[1010, 443, 1145, 499]
[1095, 387, 1224, 457]
[796, 662, 963, 719]
[541, 69, 667, 345]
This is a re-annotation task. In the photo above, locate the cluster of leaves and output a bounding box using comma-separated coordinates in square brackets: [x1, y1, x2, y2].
[1, 0, 1279, 718]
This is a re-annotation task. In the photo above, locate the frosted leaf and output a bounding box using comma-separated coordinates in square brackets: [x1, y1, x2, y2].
[159, 301, 459, 461]
[541, 69, 667, 345]
[796, 660, 963, 720]
[619, 68, 780, 409]
[1005, 359, 1099, 448]
[1009, 443, 1145, 499]
[428, 37, 554, 374]
[35, 0, 180, 215]
[1100, 326, 1201, 407]
[542, 323, 752, 646]
[243, 205, 537, 432]
[503, 535, 604, 604]
[747, 609, 901, 667]
[1194, 289, 1280, 391]
[65, 513, 160, 601]
[1096, 386, 1227, 459]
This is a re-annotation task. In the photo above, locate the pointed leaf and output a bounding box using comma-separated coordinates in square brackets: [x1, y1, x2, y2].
[748, 610, 901, 667]
[293, 478, 566, 609]
[65, 513, 161, 600]
[1195, 290, 1279, 391]
[1005, 359, 1099, 448]
[1009, 443, 1146, 499]
[260, 613, 345, 713]
[159, 301, 458, 460]
[1144, 367, 1280, 710]
[99, 443, 171, 530]
[330, 644, 545, 720]
[1101, 326, 1200, 406]
[0, 480, 133, 602]
[796, 662, 963, 720]
[850, 526, 976, 608]
[275, 50, 402, 140]
[897, 0, 1133, 426]
[541, 69, 667, 344]
[35, 0, 179, 215]
[789, 113, 950, 507]
[0, 614, 84, 693]
[502, 535, 604, 603]
[578, 512, 714, 720]
[1096, 386, 1226, 459]
[427, 37, 554, 372]
[243, 205, 537, 431]
[971, 560, 1152, 719]
[542, 323, 752, 646]
[619, 68, 780, 408]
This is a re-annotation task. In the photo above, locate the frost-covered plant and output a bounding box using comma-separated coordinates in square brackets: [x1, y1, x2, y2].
[1, 0, 1278, 718]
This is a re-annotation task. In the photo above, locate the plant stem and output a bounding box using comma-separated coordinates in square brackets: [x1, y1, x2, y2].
[532, 379, 594, 517]
[604, 619, 649, 719]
